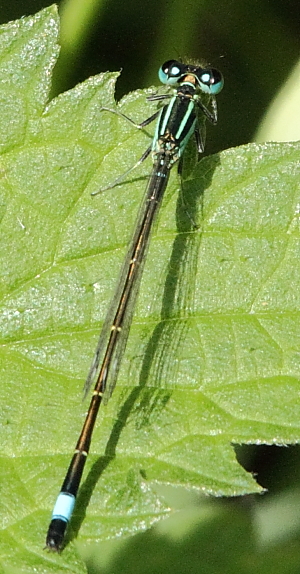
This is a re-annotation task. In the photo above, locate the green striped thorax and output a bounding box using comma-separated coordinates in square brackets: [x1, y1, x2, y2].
[152, 59, 223, 167]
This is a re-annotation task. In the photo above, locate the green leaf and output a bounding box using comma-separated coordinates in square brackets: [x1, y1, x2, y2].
[1, 5, 300, 572]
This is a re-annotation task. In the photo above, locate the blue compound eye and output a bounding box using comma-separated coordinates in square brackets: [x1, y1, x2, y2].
[198, 68, 224, 95]
[158, 60, 185, 85]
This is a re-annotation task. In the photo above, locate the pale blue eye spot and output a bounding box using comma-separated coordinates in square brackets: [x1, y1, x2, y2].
[201, 73, 210, 84]
[170, 65, 180, 76]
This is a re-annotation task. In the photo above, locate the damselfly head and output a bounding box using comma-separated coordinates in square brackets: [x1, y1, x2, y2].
[158, 59, 224, 96]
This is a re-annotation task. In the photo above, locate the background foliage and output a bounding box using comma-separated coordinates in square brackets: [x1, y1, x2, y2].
[2, 0, 300, 152]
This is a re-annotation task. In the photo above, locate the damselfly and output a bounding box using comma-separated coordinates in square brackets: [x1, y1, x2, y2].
[46, 59, 223, 551]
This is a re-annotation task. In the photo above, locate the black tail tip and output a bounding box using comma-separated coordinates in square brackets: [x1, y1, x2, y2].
[45, 518, 68, 552]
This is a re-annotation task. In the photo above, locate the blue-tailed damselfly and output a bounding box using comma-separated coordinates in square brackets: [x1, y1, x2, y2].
[46, 59, 224, 551]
